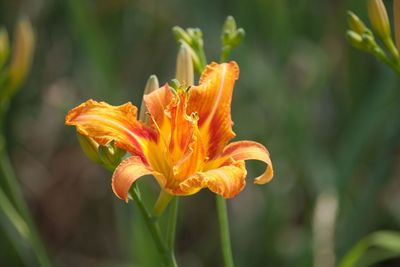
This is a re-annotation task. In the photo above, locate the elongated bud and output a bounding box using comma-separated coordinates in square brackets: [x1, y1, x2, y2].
[9, 17, 35, 88]
[180, 41, 201, 73]
[77, 133, 102, 164]
[347, 11, 367, 34]
[175, 43, 194, 86]
[394, 0, 400, 50]
[172, 26, 206, 73]
[139, 75, 159, 124]
[368, 0, 391, 40]
[0, 27, 9, 69]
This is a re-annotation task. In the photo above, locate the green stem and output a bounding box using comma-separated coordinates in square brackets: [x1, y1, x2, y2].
[372, 47, 400, 75]
[166, 198, 178, 248]
[216, 195, 235, 267]
[166, 197, 178, 266]
[129, 185, 178, 267]
[221, 46, 232, 63]
[215, 45, 235, 267]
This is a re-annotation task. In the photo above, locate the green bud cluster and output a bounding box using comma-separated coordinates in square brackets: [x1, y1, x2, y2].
[172, 26, 207, 74]
[172, 16, 245, 74]
[220, 16, 245, 62]
[346, 1, 400, 75]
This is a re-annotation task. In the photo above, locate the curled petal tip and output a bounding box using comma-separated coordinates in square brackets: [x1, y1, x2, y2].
[111, 156, 152, 202]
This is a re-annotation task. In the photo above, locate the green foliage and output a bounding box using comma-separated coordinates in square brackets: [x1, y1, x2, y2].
[339, 231, 400, 267]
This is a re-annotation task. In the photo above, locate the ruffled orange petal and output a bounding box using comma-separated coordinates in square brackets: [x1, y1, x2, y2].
[144, 84, 173, 129]
[177, 161, 246, 198]
[111, 156, 159, 202]
[173, 125, 206, 183]
[168, 90, 195, 162]
[219, 141, 274, 184]
[166, 90, 207, 189]
[65, 99, 157, 165]
[187, 61, 239, 159]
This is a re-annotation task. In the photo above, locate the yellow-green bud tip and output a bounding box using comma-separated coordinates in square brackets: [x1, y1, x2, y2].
[346, 30, 373, 51]
[347, 11, 367, 35]
[223, 16, 237, 34]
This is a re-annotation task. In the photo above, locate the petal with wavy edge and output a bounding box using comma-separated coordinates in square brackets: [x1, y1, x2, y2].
[144, 84, 173, 129]
[167, 90, 195, 162]
[177, 161, 246, 198]
[112, 156, 160, 202]
[187, 61, 239, 159]
[65, 99, 157, 165]
[219, 141, 273, 184]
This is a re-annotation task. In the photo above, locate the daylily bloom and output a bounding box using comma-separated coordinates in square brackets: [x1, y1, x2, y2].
[65, 61, 273, 201]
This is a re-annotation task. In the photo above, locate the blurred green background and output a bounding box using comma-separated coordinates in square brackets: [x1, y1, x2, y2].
[1, 0, 400, 266]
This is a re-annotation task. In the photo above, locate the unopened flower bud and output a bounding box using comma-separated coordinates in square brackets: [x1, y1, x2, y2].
[175, 43, 194, 86]
[223, 16, 237, 35]
[0, 27, 9, 69]
[231, 28, 245, 46]
[98, 143, 123, 171]
[220, 16, 245, 62]
[187, 28, 204, 50]
[347, 11, 367, 34]
[139, 75, 159, 124]
[113, 145, 126, 161]
[368, 0, 391, 40]
[172, 26, 206, 74]
[394, 0, 400, 51]
[172, 26, 192, 46]
[9, 17, 35, 88]
[347, 30, 376, 52]
[77, 133, 101, 164]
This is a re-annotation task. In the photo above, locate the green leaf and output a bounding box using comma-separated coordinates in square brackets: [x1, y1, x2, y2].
[339, 231, 400, 267]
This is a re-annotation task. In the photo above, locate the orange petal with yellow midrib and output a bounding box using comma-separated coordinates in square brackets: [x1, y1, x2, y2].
[187, 61, 239, 159]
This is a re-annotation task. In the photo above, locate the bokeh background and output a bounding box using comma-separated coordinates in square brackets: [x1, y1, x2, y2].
[1, 0, 400, 266]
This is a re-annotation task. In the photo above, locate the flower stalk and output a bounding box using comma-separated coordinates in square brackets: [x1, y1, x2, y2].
[216, 195, 235, 267]
[214, 16, 246, 267]
[129, 185, 177, 267]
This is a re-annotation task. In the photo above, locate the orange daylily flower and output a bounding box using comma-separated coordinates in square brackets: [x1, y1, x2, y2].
[65, 61, 273, 201]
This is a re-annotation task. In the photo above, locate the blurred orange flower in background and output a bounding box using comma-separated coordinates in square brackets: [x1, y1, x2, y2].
[65, 61, 273, 201]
